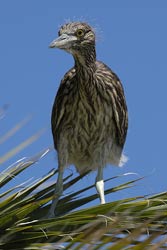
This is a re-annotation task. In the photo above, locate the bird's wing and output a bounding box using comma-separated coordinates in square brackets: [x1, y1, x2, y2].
[109, 72, 128, 147]
[51, 67, 76, 149]
[96, 62, 128, 147]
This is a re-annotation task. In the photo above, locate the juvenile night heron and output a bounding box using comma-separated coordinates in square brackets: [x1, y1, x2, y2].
[48, 22, 128, 217]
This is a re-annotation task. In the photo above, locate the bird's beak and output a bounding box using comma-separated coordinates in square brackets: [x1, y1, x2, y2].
[49, 33, 77, 49]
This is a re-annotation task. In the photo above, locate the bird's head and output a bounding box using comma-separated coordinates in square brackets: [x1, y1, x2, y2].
[49, 22, 96, 56]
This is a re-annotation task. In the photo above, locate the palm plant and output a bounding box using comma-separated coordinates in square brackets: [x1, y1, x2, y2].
[0, 110, 167, 249]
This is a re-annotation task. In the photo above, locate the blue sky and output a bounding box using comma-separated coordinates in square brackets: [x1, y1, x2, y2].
[1, 1, 167, 204]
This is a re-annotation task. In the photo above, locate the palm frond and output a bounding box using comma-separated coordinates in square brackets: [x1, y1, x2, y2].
[0, 114, 167, 249]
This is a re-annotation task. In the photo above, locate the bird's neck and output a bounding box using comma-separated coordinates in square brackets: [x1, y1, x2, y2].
[74, 45, 96, 77]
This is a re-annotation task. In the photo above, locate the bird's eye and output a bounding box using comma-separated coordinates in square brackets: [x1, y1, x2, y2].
[76, 29, 84, 37]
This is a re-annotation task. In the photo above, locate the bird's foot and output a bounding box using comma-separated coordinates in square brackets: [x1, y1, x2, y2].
[96, 180, 106, 204]
[42, 210, 56, 220]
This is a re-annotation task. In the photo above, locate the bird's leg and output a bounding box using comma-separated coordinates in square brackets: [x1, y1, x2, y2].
[46, 167, 64, 218]
[96, 167, 105, 204]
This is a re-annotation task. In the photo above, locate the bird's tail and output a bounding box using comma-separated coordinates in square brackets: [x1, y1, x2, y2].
[119, 153, 128, 167]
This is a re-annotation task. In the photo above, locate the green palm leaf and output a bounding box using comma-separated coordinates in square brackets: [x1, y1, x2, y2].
[0, 114, 167, 249]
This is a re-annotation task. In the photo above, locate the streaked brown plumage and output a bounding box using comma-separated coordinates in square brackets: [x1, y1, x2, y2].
[48, 22, 128, 217]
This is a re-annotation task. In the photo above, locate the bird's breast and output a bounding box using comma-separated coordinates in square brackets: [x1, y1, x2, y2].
[65, 90, 114, 151]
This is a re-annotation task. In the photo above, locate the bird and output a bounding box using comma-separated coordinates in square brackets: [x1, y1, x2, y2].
[48, 21, 128, 218]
